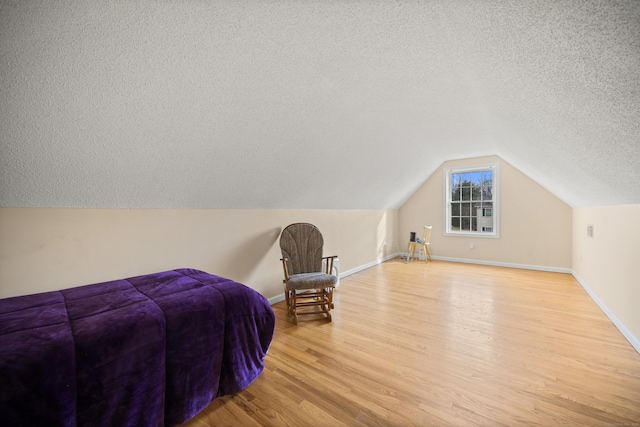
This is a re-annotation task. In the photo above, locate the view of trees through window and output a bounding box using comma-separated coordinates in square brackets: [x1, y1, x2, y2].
[450, 170, 493, 232]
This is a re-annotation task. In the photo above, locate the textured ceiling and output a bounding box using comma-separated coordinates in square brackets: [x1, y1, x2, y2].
[1, 0, 639, 209]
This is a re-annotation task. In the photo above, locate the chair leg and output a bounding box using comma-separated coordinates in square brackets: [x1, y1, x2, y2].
[421, 244, 428, 263]
[285, 286, 299, 324]
[322, 288, 334, 322]
[291, 290, 298, 324]
[424, 244, 432, 262]
[284, 285, 292, 314]
[407, 242, 417, 262]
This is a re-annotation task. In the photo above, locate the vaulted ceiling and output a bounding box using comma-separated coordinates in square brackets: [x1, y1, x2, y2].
[1, 1, 639, 209]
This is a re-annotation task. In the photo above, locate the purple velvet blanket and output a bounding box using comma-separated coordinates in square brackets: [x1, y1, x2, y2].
[0, 269, 275, 426]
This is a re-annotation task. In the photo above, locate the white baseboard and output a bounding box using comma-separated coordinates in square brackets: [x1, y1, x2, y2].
[427, 255, 572, 274]
[571, 271, 640, 354]
[268, 293, 286, 305]
[339, 252, 402, 278]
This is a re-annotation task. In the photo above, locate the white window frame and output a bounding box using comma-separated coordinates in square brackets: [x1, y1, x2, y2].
[444, 163, 500, 238]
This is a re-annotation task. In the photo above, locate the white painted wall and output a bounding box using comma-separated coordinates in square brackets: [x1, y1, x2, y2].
[0, 208, 398, 299]
[399, 156, 573, 270]
[572, 205, 640, 351]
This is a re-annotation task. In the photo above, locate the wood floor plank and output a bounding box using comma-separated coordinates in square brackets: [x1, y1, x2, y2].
[181, 259, 640, 426]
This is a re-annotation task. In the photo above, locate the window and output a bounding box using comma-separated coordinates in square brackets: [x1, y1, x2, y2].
[444, 164, 499, 237]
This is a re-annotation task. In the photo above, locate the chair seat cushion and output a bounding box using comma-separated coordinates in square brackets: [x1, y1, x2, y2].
[287, 272, 338, 290]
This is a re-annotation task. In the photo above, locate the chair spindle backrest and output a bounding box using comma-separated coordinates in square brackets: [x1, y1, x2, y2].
[422, 225, 432, 244]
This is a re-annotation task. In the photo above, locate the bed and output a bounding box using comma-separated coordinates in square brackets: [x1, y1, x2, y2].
[0, 268, 276, 426]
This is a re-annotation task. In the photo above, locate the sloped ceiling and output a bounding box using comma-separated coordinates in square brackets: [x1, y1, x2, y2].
[1, 0, 639, 209]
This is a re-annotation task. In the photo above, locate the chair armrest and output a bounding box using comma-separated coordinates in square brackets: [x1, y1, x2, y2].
[280, 258, 290, 282]
[321, 255, 338, 275]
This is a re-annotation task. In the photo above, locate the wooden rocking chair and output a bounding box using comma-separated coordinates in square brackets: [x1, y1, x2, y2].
[279, 223, 338, 324]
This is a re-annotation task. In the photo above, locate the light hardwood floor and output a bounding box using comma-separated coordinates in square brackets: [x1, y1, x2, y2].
[182, 259, 640, 426]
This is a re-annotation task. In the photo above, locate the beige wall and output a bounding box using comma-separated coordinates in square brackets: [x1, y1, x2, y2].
[0, 208, 399, 299]
[399, 155, 572, 270]
[1, 175, 637, 352]
[572, 205, 640, 350]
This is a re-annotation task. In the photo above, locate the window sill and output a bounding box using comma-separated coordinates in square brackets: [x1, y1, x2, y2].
[444, 231, 500, 238]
